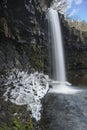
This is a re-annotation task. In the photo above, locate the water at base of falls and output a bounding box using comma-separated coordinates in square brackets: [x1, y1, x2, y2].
[48, 81, 82, 94]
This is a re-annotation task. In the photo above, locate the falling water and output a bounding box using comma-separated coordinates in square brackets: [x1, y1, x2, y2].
[47, 8, 82, 94]
[47, 8, 66, 82]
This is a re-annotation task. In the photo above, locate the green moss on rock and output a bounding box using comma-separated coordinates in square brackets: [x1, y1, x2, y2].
[0, 101, 34, 130]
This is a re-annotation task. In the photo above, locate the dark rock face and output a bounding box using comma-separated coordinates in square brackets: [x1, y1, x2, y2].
[61, 18, 87, 85]
[0, 0, 49, 77]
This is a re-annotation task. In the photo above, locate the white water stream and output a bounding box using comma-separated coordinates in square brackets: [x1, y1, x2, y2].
[47, 8, 66, 81]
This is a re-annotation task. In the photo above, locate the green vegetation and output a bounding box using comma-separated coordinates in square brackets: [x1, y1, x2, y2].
[12, 117, 33, 130]
[0, 117, 33, 130]
[0, 101, 34, 130]
[30, 45, 44, 71]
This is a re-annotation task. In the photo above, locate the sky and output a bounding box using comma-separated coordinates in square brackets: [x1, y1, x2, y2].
[67, 0, 87, 21]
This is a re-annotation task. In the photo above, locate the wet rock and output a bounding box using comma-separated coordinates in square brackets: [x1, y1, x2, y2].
[0, 0, 48, 76]
[59, 17, 87, 85]
[41, 91, 87, 130]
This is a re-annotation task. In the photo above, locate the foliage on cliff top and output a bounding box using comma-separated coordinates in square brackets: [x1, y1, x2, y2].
[66, 17, 87, 32]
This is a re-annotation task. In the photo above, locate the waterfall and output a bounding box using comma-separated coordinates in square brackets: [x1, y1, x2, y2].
[46, 8, 82, 94]
[47, 8, 66, 82]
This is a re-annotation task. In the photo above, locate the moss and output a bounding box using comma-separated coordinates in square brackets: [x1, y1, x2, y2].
[30, 45, 44, 71]
[12, 117, 33, 130]
[12, 117, 21, 130]
[0, 101, 34, 130]
[0, 122, 10, 130]
[23, 118, 33, 130]
[33, 56, 44, 71]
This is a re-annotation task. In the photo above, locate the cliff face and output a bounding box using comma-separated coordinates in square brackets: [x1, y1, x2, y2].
[0, 0, 48, 79]
[61, 18, 87, 85]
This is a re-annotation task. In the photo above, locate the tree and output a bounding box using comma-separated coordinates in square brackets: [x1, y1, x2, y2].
[66, 17, 87, 32]
[50, 0, 69, 13]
